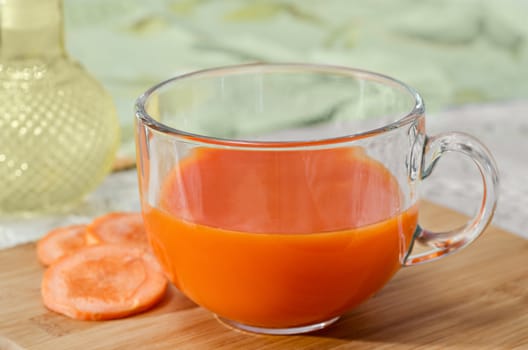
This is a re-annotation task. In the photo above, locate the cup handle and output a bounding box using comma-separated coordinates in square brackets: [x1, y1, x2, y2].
[404, 132, 499, 266]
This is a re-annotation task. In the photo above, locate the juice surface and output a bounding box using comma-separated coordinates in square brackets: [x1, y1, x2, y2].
[144, 147, 418, 328]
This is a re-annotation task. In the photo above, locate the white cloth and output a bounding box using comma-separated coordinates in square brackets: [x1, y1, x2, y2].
[425, 100, 528, 238]
[1, 101, 526, 249]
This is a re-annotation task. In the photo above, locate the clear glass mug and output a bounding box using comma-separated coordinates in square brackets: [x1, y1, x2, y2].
[135, 64, 498, 335]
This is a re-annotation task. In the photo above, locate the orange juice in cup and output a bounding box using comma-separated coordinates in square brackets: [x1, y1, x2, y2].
[136, 64, 498, 334]
[144, 148, 418, 328]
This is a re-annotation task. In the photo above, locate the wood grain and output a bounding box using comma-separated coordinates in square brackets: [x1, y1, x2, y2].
[112, 156, 136, 172]
[0, 202, 526, 349]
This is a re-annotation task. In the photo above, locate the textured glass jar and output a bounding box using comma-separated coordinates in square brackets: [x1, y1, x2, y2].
[0, 0, 120, 215]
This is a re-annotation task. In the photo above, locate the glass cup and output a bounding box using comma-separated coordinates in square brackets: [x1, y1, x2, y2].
[135, 63, 499, 335]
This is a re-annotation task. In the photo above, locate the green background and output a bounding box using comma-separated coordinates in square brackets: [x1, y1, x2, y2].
[63, 0, 528, 156]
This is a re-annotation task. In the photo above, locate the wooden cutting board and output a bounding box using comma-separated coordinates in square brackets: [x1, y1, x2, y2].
[0, 202, 526, 350]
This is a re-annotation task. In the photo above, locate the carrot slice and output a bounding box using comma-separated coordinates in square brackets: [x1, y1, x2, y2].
[86, 212, 149, 249]
[41, 244, 167, 320]
[36, 224, 96, 267]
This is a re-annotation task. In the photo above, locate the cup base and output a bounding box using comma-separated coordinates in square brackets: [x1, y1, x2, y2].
[216, 315, 341, 335]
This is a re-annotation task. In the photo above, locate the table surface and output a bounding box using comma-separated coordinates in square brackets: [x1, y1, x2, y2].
[1, 201, 527, 349]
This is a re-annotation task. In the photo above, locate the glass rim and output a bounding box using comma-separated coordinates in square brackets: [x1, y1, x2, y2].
[135, 63, 425, 149]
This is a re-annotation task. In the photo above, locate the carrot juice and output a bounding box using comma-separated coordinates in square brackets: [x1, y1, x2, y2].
[143, 147, 418, 328]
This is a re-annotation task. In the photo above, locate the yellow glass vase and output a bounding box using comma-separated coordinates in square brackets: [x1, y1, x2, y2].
[0, 0, 120, 215]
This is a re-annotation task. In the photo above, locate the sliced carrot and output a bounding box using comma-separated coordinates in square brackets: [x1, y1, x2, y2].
[36, 224, 97, 267]
[86, 212, 149, 249]
[41, 244, 167, 321]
